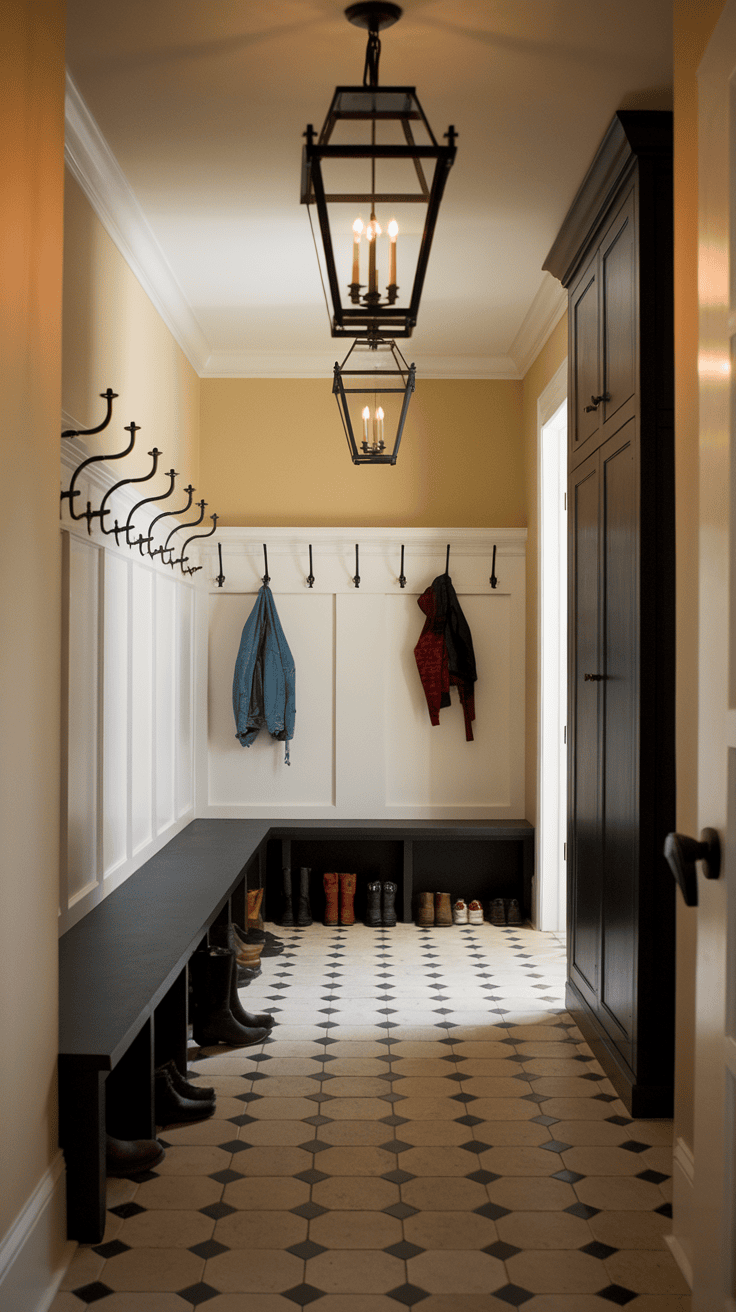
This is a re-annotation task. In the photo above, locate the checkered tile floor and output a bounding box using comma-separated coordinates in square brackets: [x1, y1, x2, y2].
[52, 921, 690, 1311]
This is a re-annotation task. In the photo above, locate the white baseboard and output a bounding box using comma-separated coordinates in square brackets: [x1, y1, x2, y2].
[0, 1153, 75, 1312]
[666, 1135, 695, 1290]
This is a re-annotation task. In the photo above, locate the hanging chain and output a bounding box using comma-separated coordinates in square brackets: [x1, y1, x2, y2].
[363, 28, 381, 87]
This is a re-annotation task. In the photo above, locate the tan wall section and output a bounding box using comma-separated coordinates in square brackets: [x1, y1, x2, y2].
[199, 378, 524, 528]
[522, 315, 568, 830]
[63, 174, 200, 487]
[0, 0, 66, 1257]
[672, 0, 725, 1158]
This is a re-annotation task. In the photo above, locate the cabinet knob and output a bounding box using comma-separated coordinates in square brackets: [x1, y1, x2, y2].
[663, 828, 721, 907]
[584, 673, 605, 681]
[584, 393, 611, 413]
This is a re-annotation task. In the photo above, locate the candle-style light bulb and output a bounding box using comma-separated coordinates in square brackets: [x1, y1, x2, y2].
[362, 405, 370, 445]
[376, 406, 385, 447]
[352, 218, 363, 286]
[387, 220, 398, 289]
[367, 212, 382, 299]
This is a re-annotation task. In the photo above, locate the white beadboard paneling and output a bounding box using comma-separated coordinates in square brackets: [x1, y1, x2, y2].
[207, 591, 335, 809]
[131, 564, 154, 855]
[385, 591, 512, 811]
[102, 552, 129, 878]
[177, 584, 194, 816]
[155, 572, 176, 832]
[66, 535, 100, 905]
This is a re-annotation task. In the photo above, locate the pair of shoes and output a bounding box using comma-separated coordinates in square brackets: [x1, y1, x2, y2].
[106, 1135, 164, 1176]
[416, 891, 452, 926]
[154, 1061, 216, 1125]
[209, 921, 263, 973]
[454, 899, 484, 925]
[189, 947, 275, 1047]
[323, 872, 356, 926]
[366, 881, 397, 927]
[490, 897, 523, 926]
[280, 866, 312, 927]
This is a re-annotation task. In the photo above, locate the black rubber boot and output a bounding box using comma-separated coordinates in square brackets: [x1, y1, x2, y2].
[229, 969, 276, 1030]
[155, 1058, 215, 1102]
[106, 1135, 164, 1176]
[296, 866, 313, 926]
[382, 881, 397, 927]
[281, 867, 295, 926]
[365, 880, 382, 927]
[154, 1067, 214, 1124]
[190, 948, 270, 1047]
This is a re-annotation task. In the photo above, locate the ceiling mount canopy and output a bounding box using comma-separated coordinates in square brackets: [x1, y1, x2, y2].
[301, 1, 457, 341]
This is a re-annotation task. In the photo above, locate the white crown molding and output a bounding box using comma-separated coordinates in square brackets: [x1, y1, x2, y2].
[64, 72, 211, 374]
[201, 349, 522, 380]
[507, 272, 568, 378]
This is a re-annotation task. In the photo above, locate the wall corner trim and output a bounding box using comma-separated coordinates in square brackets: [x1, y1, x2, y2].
[666, 1135, 695, 1290]
[64, 71, 211, 375]
[507, 273, 567, 378]
[0, 1151, 74, 1312]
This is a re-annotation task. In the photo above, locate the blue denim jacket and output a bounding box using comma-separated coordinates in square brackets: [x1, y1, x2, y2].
[232, 585, 295, 763]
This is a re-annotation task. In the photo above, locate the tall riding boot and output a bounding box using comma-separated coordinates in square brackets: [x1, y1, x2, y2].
[382, 881, 397, 927]
[323, 872, 339, 926]
[365, 880, 382, 928]
[416, 892, 434, 926]
[190, 947, 269, 1047]
[229, 968, 276, 1031]
[280, 867, 295, 926]
[247, 887, 264, 931]
[296, 867, 312, 926]
[340, 873, 357, 926]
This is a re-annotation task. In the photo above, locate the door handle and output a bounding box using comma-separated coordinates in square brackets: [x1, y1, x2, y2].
[663, 829, 721, 907]
[584, 393, 611, 413]
[584, 673, 605, 681]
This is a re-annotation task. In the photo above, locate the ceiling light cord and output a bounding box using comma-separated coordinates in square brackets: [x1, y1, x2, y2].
[363, 29, 381, 87]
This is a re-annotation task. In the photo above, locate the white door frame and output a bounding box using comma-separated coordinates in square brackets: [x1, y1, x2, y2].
[536, 359, 568, 930]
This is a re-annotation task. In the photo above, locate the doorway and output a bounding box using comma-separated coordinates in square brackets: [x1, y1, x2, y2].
[537, 363, 567, 931]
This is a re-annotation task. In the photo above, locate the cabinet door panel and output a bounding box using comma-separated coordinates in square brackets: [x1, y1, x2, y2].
[569, 455, 601, 1004]
[599, 424, 638, 1067]
[602, 190, 637, 432]
[570, 257, 601, 465]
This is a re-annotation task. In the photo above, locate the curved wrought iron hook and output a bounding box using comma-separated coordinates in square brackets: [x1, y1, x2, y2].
[61, 418, 138, 534]
[148, 484, 194, 559]
[124, 468, 178, 546]
[174, 515, 218, 575]
[163, 500, 206, 565]
[98, 446, 162, 545]
[62, 388, 117, 438]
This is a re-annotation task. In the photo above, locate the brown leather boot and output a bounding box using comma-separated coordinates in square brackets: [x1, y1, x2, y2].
[416, 891, 434, 926]
[247, 887, 263, 930]
[434, 891, 453, 926]
[340, 873, 357, 926]
[323, 872, 339, 925]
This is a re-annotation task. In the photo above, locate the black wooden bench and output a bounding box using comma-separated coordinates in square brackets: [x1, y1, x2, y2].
[59, 817, 534, 1242]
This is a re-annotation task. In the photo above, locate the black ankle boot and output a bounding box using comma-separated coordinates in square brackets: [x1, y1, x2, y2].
[382, 881, 397, 927]
[365, 880, 382, 927]
[296, 866, 312, 926]
[154, 1067, 214, 1124]
[155, 1058, 215, 1102]
[190, 948, 270, 1047]
[280, 866, 295, 926]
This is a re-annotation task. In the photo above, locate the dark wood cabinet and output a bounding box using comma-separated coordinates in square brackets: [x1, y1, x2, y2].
[545, 112, 675, 1116]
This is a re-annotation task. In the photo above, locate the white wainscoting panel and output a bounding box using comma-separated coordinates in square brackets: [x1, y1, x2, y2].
[199, 528, 526, 822]
[60, 437, 200, 932]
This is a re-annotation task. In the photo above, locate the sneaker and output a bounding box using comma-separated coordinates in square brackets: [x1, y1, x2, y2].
[506, 898, 523, 926]
[452, 898, 469, 925]
[468, 899, 484, 925]
[490, 897, 506, 926]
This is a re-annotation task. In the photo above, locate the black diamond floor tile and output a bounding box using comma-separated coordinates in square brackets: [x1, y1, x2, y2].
[474, 1201, 511, 1220]
[466, 1168, 501, 1185]
[485, 1240, 522, 1260]
[288, 1239, 328, 1260]
[619, 1139, 649, 1153]
[596, 1285, 638, 1306]
[176, 1283, 220, 1306]
[382, 1168, 415, 1184]
[295, 1168, 329, 1184]
[656, 1202, 673, 1218]
[189, 1238, 229, 1259]
[387, 1283, 430, 1306]
[552, 1168, 584, 1184]
[383, 1201, 419, 1219]
[540, 1139, 572, 1153]
[384, 1240, 425, 1260]
[209, 1168, 244, 1184]
[200, 1200, 236, 1220]
[291, 1200, 329, 1219]
[565, 1201, 601, 1219]
[493, 1284, 535, 1307]
[108, 1200, 147, 1219]
[282, 1283, 326, 1306]
[92, 1238, 130, 1259]
[637, 1168, 670, 1184]
[72, 1283, 116, 1305]
[581, 1239, 619, 1259]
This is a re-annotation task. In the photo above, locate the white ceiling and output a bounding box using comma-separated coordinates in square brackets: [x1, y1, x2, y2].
[64, 0, 672, 379]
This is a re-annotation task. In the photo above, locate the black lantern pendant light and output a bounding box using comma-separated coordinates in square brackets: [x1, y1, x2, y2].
[333, 336, 415, 465]
[301, 1, 457, 341]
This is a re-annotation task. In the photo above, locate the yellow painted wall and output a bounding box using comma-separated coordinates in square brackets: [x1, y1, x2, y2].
[62, 174, 200, 487]
[672, 0, 725, 1160]
[199, 378, 524, 528]
[522, 315, 569, 829]
[0, 0, 67, 1267]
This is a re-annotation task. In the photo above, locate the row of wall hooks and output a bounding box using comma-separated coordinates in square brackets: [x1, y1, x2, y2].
[215, 539, 501, 591]
[61, 389, 218, 576]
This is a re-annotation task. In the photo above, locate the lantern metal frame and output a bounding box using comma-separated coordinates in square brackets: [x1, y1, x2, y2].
[333, 336, 415, 465]
[301, 2, 457, 341]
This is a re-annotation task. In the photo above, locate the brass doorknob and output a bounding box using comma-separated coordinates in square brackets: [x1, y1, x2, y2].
[663, 828, 721, 907]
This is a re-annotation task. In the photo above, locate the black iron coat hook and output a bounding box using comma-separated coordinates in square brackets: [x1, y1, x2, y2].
[61, 413, 137, 535]
[62, 388, 118, 438]
[445, 543, 451, 574]
[353, 544, 360, 588]
[215, 542, 226, 588]
[148, 484, 194, 559]
[490, 544, 498, 588]
[262, 544, 271, 586]
[124, 468, 177, 547]
[174, 515, 219, 575]
[98, 445, 162, 545]
[162, 500, 206, 566]
[306, 545, 315, 588]
[399, 544, 406, 588]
